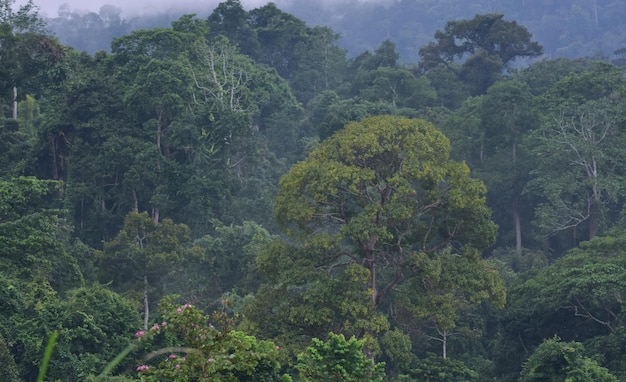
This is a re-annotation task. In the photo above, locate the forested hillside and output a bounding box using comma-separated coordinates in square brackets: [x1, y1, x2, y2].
[2, 0, 626, 380]
[43, 0, 626, 63]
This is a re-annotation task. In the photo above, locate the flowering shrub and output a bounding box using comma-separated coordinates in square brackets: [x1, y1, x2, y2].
[134, 299, 291, 381]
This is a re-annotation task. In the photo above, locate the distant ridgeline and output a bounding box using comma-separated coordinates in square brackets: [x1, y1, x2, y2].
[45, 0, 626, 64]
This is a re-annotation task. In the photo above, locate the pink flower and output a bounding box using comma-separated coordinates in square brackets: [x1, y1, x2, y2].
[176, 364, 181, 369]
[275, 345, 280, 350]
[136, 365, 150, 371]
[161, 321, 167, 326]
[151, 324, 160, 331]
[135, 331, 146, 337]
[176, 307, 182, 313]
[168, 354, 177, 359]
[182, 357, 187, 362]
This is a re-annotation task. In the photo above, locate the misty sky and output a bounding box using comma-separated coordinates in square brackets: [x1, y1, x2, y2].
[23, 0, 386, 17]
[21, 0, 273, 17]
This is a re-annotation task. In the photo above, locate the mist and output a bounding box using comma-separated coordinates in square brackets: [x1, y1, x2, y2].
[26, 0, 392, 18]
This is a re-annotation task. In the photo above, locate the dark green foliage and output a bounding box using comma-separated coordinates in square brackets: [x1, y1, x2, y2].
[409, 355, 478, 382]
[7, 2, 626, 381]
[420, 14, 543, 95]
[495, 229, 626, 379]
[527, 63, 626, 245]
[0, 333, 20, 382]
[296, 333, 385, 381]
[135, 298, 290, 381]
[165, 221, 275, 312]
[519, 337, 617, 382]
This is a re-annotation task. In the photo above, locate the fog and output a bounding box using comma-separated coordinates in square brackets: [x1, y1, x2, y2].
[25, 0, 255, 17]
[22, 0, 390, 17]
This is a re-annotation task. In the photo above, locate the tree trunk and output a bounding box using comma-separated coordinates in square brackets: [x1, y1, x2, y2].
[368, 251, 377, 304]
[49, 135, 59, 180]
[12, 86, 17, 120]
[589, 202, 598, 240]
[143, 275, 150, 330]
[132, 190, 139, 211]
[442, 329, 447, 360]
[514, 208, 522, 253]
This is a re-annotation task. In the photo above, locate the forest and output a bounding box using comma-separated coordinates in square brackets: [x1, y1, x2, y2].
[2, 0, 626, 380]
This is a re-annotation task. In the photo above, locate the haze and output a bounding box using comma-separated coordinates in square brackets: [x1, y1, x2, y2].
[22, 0, 273, 17]
[23, 0, 386, 17]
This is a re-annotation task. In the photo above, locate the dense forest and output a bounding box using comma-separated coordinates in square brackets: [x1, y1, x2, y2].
[2, 0, 626, 380]
[42, 0, 626, 62]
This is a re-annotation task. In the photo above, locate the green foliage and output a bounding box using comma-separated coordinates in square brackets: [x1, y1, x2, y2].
[274, 115, 497, 308]
[447, 79, 538, 251]
[98, 211, 200, 329]
[166, 221, 276, 311]
[0, 177, 82, 290]
[134, 298, 290, 381]
[519, 337, 617, 382]
[497, 229, 626, 379]
[409, 354, 478, 382]
[48, 286, 140, 379]
[381, 328, 414, 373]
[527, 62, 626, 244]
[249, 115, 502, 375]
[7, 3, 626, 380]
[0, 332, 20, 382]
[36, 331, 58, 382]
[420, 14, 542, 95]
[394, 248, 505, 348]
[296, 333, 385, 381]
[247, 241, 389, 356]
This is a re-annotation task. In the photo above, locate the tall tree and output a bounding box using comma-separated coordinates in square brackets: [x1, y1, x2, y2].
[419, 14, 543, 95]
[528, 63, 626, 243]
[274, 115, 497, 308]
[479, 80, 537, 252]
[0, 0, 64, 119]
[98, 211, 199, 330]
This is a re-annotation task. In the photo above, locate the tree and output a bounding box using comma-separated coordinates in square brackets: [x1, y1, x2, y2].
[419, 14, 543, 95]
[165, 221, 276, 311]
[248, 116, 503, 369]
[475, 80, 537, 251]
[0, 332, 20, 382]
[296, 333, 386, 381]
[291, 25, 347, 103]
[393, 248, 505, 360]
[519, 337, 618, 382]
[47, 285, 140, 380]
[528, 63, 626, 243]
[133, 298, 290, 381]
[98, 211, 200, 330]
[0, 177, 82, 289]
[0, 0, 64, 118]
[497, 229, 626, 379]
[274, 115, 497, 309]
[207, 0, 259, 58]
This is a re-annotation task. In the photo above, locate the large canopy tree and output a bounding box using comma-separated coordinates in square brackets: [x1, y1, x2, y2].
[528, 63, 626, 244]
[419, 13, 543, 95]
[253, 116, 504, 363]
[273, 115, 500, 309]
